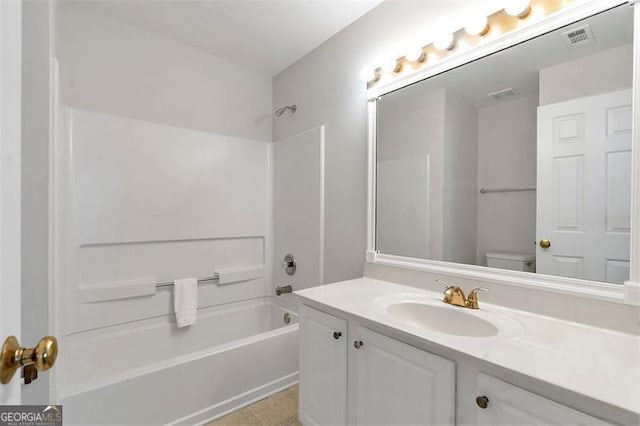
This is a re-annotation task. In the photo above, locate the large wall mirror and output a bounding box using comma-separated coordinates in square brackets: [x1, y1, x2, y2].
[375, 4, 634, 286]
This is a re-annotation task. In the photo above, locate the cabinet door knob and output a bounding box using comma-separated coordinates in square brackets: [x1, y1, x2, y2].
[353, 340, 363, 349]
[476, 395, 489, 409]
[333, 331, 342, 340]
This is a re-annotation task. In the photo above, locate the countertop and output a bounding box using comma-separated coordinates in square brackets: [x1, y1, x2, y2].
[295, 277, 640, 415]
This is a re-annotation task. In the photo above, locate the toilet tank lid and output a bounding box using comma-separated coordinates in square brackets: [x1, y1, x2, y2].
[485, 252, 536, 261]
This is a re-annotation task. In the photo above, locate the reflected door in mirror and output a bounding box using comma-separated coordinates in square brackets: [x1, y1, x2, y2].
[537, 89, 632, 283]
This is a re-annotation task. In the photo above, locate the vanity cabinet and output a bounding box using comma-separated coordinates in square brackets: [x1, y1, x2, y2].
[299, 305, 455, 425]
[299, 305, 348, 425]
[349, 325, 455, 425]
[299, 302, 626, 426]
[474, 374, 613, 426]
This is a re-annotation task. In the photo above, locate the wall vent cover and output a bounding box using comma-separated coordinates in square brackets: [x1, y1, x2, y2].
[562, 24, 595, 48]
[488, 87, 519, 101]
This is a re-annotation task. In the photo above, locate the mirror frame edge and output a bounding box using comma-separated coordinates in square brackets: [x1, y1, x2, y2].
[365, 0, 640, 306]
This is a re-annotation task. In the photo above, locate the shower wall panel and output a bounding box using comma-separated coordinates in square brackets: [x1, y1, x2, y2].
[55, 108, 273, 334]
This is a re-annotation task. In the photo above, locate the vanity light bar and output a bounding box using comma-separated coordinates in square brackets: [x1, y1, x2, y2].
[504, 0, 532, 18]
[360, 0, 565, 85]
[465, 16, 490, 36]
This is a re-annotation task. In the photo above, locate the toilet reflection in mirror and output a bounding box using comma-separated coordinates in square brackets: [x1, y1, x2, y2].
[375, 5, 633, 284]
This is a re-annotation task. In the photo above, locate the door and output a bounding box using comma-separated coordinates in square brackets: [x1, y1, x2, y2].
[0, 0, 23, 405]
[299, 305, 348, 425]
[537, 89, 632, 283]
[349, 326, 455, 425]
[475, 374, 613, 425]
[1, 0, 58, 403]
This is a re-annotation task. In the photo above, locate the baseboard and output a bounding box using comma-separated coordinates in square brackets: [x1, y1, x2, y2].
[169, 372, 299, 426]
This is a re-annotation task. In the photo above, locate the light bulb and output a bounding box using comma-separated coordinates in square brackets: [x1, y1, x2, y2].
[465, 16, 489, 36]
[504, 0, 531, 18]
[359, 65, 378, 83]
[405, 47, 426, 63]
[433, 33, 455, 51]
[381, 58, 401, 73]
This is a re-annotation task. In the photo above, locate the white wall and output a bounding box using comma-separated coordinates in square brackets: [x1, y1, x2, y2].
[539, 44, 633, 106]
[273, 0, 500, 284]
[476, 95, 538, 265]
[56, 4, 272, 141]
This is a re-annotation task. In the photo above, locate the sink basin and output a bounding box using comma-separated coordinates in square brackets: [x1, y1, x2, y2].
[373, 293, 523, 338]
[386, 302, 499, 337]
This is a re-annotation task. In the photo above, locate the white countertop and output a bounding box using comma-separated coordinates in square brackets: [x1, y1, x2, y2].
[295, 277, 640, 415]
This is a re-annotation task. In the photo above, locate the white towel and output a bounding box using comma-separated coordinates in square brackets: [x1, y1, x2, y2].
[174, 278, 197, 327]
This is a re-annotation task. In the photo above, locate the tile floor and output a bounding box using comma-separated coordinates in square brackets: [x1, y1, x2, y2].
[207, 385, 301, 426]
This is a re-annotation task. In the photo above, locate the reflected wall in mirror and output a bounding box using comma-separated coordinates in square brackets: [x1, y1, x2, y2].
[375, 5, 633, 285]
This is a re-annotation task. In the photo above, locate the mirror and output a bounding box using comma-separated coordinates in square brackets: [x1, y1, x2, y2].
[375, 5, 633, 285]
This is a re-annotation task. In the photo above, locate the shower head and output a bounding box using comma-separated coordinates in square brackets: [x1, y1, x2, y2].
[275, 104, 297, 117]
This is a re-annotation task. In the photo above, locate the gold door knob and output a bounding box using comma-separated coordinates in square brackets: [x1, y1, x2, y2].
[1, 335, 58, 384]
[539, 239, 551, 249]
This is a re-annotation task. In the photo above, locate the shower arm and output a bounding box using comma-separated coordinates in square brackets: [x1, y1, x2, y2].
[275, 104, 297, 117]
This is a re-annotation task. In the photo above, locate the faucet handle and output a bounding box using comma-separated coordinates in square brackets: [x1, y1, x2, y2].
[436, 280, 462, 306]
[466, 287, 488, 309]
[435, 279, 452, 290]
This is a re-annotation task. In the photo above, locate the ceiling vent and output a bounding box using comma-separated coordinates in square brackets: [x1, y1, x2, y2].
[562, 24, 595, 48]
[488, 87, 519, 101]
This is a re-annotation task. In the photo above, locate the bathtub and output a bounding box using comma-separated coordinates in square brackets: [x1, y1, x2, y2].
[60, 296, 299, 425]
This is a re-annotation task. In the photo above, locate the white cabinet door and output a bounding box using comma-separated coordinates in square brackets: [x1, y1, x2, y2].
[475, 374, 614, 425]
[299, 305, 348, 425]
[537, 89, 632, 283]
[349, 326, 455, 425]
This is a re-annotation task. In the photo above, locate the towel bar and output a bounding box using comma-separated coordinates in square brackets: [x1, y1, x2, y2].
[155, 275, 219, 289]
[154, 265, 265, 290]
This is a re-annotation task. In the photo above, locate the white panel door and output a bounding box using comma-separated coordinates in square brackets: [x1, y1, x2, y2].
[0, 0, 22, 404]
[349, 326, 455, 425]
[299, 305, 348, 426]
[475, 374, 613, 425]
[537, 89, 632, 283]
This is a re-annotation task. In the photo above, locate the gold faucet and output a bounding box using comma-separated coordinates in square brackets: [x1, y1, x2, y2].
[435, 280, 488, 309]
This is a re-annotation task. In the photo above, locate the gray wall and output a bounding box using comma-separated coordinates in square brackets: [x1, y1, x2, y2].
[56, 4, 273, 141]
[476, 95, 538, 265]
[273, 1, 497, 284]
[443, 91, 478, 265]
[539, 44, 633, 105]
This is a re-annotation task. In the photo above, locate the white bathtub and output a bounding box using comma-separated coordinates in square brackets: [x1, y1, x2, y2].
[61, 296, 299, 425]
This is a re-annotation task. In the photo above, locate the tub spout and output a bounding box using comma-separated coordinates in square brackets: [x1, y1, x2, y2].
[276, 285, 293, 296]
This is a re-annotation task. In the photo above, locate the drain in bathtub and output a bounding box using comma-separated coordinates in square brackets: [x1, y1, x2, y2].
[283, 313, 291, 324]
